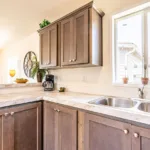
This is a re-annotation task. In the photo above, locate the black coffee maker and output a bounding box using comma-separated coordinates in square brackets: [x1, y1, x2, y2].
[42, 75, 54, 91]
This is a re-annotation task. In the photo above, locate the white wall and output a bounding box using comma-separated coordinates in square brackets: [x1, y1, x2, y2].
[1, 0, 150, 98]
[0, 32, 39, 83]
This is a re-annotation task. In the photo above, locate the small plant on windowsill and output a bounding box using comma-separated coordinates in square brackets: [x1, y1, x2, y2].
[122, 66, 129, 84]
[141, 64, 149, 85]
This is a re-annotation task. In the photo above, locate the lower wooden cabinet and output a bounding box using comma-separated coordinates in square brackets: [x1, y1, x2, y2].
[0, 102, 41, 150]
[43, 101, 77, 150]
[78, 111, 131, 150]
[78, 111, 150, 150]
[132, 125, 150, 150]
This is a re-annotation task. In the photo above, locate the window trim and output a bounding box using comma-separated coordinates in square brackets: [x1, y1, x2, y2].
[112, 2, 150, 86]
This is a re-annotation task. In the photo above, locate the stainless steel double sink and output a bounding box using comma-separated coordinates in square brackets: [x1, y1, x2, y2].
[88, 96, 150, 113]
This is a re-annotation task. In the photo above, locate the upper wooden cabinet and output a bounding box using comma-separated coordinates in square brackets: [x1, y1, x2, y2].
[38, 2, 104, 69]
[61, 9, 89, 66]
[61, 17, 74, 66]
[39, 24, 58, 68]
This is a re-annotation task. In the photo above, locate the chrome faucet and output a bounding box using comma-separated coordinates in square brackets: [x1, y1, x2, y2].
[138, 86, 144, 99]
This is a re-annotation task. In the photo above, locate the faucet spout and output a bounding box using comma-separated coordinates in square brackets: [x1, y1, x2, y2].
[138, 86, 145, 99]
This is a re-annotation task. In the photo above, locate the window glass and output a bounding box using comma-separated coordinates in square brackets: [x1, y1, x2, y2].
[115, 13, 143, 83]
[148, 12, 150, 78]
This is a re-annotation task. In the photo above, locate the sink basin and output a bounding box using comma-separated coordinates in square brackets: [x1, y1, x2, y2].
[89, 97, 137, 108]
[138, 103, 150, 112]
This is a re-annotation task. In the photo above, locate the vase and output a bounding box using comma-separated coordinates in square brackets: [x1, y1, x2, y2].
[37, 72, 42, 82]
[122, 77, 128, 84]
[141, 77, 149, 85]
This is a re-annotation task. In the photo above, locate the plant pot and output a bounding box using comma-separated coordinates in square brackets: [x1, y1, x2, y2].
[37, 72, 42, 82]
[122, 77, 128, 84]
[141, 77, 149, 85]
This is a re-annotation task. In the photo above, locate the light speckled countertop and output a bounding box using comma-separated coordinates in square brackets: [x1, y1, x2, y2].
[0, 90, 150, 126]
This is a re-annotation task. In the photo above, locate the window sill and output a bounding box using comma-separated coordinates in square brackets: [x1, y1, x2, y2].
[112, 82, 150, 89]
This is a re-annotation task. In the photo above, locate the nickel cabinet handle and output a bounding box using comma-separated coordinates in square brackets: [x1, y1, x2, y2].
[123, 129, 129, 135]
[134, 133, 139, 138]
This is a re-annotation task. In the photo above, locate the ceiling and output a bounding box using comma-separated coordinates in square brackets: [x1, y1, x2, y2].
[0, 0, 90, 49]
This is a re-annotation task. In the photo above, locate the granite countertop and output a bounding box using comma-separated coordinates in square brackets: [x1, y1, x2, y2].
[0, 90, 150, 126]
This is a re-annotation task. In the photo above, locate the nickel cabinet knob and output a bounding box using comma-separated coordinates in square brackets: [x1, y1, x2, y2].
[10, 112, 14, 116]
[4, 113, 9, 117]
[123, 129, 129, 135]
[134, 133, 139, 138]
[69, 60, 72, 62]
[72, 59, 76, 62]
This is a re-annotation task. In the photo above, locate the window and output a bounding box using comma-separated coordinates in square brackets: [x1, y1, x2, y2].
[112, 2, 150, 84]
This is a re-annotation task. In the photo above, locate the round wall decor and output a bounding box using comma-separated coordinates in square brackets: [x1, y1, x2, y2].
[23, 51, 37, 78]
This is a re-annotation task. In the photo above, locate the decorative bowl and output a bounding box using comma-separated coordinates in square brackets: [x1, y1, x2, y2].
[15, 78, 28, 84]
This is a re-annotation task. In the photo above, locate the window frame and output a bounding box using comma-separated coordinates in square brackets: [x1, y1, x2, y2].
[112, 3, 150, 86]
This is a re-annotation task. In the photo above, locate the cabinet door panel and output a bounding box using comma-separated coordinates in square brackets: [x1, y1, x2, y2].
[73, 9, 89, 64]
[58, 106, 77, 150]
[47, 24, 57, 67]
[3, 115, 14, 150]
[0, 116, 2, 150]
[43, 102, 58, 150]
[83, 112, 131, 150]
[40, 24, 58, 68]
[61, 18, 74, 66]
[40, 29, 49, 66]
[9, 103, 41, 150]
[132, 125, 150, 150]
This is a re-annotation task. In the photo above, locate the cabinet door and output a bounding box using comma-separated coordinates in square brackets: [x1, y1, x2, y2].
[10, 102, 41, 150]
[40, 24, 58, 68]
[43, 102, 58, 150]
[40, 28, 49, 67]
[57, 105, 77, 150]
[132, 125, 150, 150]
[81, 112, 131, 150]
[73, 9, 89, 65]
[61, 17, 74, 66]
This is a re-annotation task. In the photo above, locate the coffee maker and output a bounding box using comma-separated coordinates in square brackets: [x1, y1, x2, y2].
[42, 75, 54, 91]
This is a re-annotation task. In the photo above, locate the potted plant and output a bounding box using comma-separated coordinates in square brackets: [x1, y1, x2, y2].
[141, 64, 149, 85]
[31, 62, 47, 82]
[122, 66, 128, 84]
[39, 19, 51, 29]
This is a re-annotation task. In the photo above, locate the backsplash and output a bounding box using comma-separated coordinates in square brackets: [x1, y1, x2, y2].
[51, 67, 150, 99]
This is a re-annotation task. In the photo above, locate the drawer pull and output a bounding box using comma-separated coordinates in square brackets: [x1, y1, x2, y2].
[123, 129, 129, 135]
[57, 109, 60, 112]
[54, 108, 57, 111]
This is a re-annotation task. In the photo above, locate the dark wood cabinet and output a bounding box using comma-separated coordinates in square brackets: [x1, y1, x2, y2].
[0, 102, 41, 150]
[61, 17, 74, 66]
[79, 111, 150, 150]
[79, 112, 131, 150]
[39, 24, 58, 68]
[132, 125, 150, 150]
[38, 2, 103, 69]
[43, 102, 77, 150]
[61, 9, 89, 66]
[73, 9, 89, 65]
